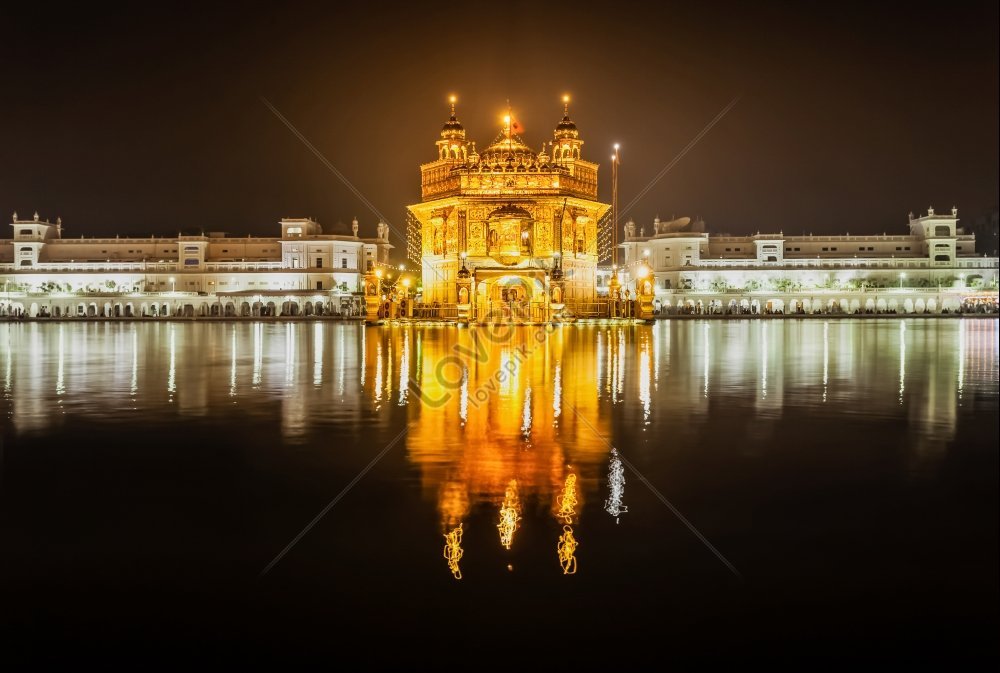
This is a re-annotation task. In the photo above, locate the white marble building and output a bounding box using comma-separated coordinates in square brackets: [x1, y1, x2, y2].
[1, 213, 393, 317]
[615, 207, 999, 314]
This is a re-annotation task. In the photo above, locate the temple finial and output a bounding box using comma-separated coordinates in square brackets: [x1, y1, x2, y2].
[563, 94, 570, 116]
[449, 94, 456, 116]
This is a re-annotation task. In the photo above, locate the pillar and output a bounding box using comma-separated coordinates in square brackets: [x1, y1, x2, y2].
[363, 264, 383, 325]
[608, 266, 621, 319]
[456, 266, 472, 325]
[636, 274, 655, 321]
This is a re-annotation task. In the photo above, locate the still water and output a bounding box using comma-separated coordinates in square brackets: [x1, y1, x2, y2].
[1, 320, 997, 664]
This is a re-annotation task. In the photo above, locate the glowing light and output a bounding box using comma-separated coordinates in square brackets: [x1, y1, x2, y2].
[604, 449, 628, 523]
[556, 473, 579, 524]
[899, 321, 906, 404]
[557, 525, 578, 575]
[521, 386, 532, 436]
[503, 115, 511, 126]
[497, 480, 522, 550]
[252, 322, 262, 386]
[375, 269, 383, 279]
[231, 328, 239, 395]
[563, 94, 570, 104]
[636, 265, 649, 279]
[614, 143, 620, 150]
[399, 264, 405, 271]
[167, 325, 176, 395]
[449, 95, 456, 104]
[443, 524, 464, 580]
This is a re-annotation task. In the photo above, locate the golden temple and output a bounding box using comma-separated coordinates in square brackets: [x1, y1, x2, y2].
[406, 96, 610, 320]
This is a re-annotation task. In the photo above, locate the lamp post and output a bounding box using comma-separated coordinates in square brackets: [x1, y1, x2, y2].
[611, 143, 621, 268]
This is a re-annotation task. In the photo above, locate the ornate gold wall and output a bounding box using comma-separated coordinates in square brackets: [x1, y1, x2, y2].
[407, 102, 610, 307]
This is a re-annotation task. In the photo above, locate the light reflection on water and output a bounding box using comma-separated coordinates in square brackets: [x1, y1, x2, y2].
[1, 319, 997, 566]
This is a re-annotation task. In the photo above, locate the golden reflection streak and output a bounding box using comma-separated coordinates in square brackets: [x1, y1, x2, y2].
[822, 321, 828, 403]
[167, 324, 176, 395]
[56, 324, 65, 396]
[374, 341, 383, 403]
[761, 322, 768, 399]
[230, 328, 237, 396]
[252, 322, 263, 386]
[557, 525, 578, 575]
[313, 322, 323, 387]
[614, 330, 625, 403]
[653, 321, 660, 390]
[459, 366, 468, 424]
[497, 479, 522, 550]
[130, 328, 138, 397]
[553, 362, 562, 421]
[443, 524, 464, 580]
[639, 336, 650, 422]
[596, 330, 603, 398]
[899, 321, 906, 404]
[386, 337, 394, 400]
[521, 387, 532, 436]
[337, 328, 346, 396]
[555, 473, 579, 524]
[285, 323, 295, 385]
[4, 329, 11, 393]
[398, 328, 409, 405]
[957, 319, 965, 402]
[359, 325, 366, 388]
[703, 323, 709, 398]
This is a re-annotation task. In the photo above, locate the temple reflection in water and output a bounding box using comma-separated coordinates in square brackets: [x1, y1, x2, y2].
[1, 319, 997, 574]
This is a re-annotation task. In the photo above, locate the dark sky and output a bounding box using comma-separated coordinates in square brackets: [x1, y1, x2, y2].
[2, 2, 997, 249]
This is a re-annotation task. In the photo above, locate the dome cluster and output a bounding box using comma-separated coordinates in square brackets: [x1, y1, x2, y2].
[432, 96, 585, 167]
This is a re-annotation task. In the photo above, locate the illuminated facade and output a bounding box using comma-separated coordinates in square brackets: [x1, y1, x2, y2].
[407, 98, 610, 317]
[617, 208, 999, 314]
[0, 212, 392, 317]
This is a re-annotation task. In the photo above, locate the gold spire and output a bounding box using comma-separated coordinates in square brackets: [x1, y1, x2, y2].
[563, 94, 570, 116]
[449, 94, 456, 116]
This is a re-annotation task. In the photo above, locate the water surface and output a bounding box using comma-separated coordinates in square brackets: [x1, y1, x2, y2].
[1, 320, 997, 664]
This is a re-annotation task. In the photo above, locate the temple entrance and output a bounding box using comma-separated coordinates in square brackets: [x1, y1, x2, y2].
[475, 274, 547, 323]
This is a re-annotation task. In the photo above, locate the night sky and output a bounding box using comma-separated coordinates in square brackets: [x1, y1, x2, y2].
[2, 2, 997, 247]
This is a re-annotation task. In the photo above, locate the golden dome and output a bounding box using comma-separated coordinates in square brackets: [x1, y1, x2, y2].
[554, 115, 578, 138]
[441, 115, 465, 138]
[479, 130, 535, 162]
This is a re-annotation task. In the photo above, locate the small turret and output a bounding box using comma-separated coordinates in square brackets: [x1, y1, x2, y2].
[553, 95, 584, 162]
[435, 95, 468, 162]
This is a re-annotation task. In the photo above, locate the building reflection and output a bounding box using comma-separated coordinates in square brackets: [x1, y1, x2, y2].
[403, 326, 610, 538]
[0, 318, 995, 485]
